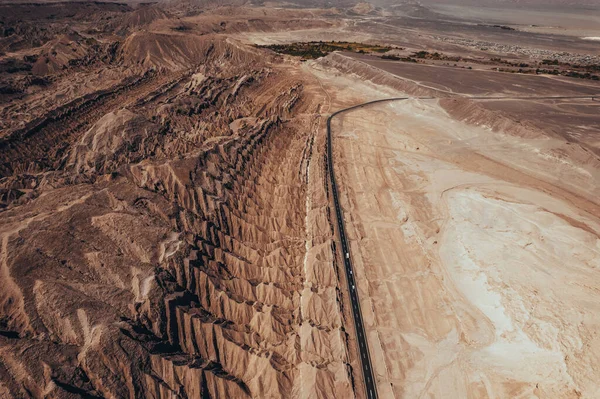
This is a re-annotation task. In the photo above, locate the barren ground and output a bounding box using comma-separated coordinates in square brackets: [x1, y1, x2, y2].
[1, 1, 600, 398]
[307, 56, 600, 397]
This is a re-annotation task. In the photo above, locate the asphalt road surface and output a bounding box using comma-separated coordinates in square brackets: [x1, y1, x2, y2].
[326, 97, 411, 399]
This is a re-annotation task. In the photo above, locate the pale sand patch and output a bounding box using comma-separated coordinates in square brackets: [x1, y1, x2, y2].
[311, 60, 600, 396]
[440, 188, 599, 389]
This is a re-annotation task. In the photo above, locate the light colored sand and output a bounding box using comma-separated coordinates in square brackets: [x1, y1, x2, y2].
[310, 61, 600, 398]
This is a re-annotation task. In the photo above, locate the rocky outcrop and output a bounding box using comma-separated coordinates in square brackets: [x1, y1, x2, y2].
[312, 52, 440, 98]
[68, 109, 161, 175]
[0, 30, 354, 397]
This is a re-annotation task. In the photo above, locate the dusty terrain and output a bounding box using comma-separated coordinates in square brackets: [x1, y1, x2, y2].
[1, 0, 600, 398]
[0, 3, 356, 397]
[307, 48, 600, 398]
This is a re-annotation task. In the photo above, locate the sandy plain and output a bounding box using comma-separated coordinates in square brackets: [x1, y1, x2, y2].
[427, 4, 600, 38]
[303, 54, 600, 398]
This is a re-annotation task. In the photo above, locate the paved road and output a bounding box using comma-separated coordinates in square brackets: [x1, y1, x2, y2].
[325, 94, 599, 399]
[326, 97, 413, 399]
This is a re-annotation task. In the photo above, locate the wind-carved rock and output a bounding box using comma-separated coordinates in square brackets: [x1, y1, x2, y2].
[0, 33, 354, 398]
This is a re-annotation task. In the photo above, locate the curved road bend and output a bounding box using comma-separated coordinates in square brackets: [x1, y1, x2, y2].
[325, 94, 599, 399]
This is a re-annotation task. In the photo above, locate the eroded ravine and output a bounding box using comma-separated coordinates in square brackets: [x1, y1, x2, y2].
[0, 37, 355, 398]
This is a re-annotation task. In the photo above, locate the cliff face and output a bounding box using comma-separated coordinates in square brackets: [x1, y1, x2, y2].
[0, 32, 353, 398]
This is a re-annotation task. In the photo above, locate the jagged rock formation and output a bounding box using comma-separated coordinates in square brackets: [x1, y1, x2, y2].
[0, 14, 355, 395]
